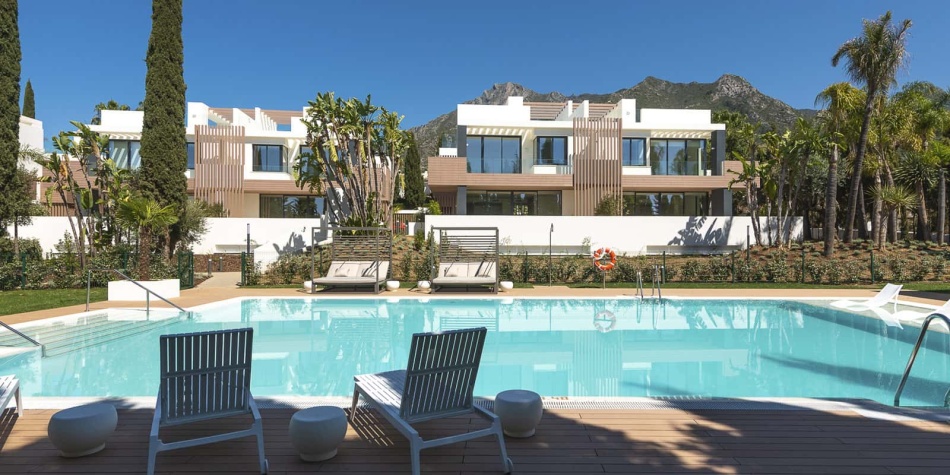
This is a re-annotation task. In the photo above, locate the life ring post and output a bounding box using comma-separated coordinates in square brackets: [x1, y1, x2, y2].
[592, 247, 617, 289]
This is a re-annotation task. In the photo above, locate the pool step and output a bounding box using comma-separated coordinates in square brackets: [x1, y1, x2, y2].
[0, 315, 115, 348]
[0, 313, 185, 357]
[41, 316, 182, 358]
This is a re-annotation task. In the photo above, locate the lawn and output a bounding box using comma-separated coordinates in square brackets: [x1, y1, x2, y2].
[0, 288, 107, 317]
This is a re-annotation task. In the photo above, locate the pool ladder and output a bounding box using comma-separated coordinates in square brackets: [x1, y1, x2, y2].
[893, 312, 950, 407]
[635, 265, 664, 300]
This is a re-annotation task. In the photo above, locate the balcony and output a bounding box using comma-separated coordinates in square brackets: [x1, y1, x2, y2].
[425, 156, 746, 192]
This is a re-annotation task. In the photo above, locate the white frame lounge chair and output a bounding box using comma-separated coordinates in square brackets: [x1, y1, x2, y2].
[350, 327, 512, 475]
[830, 283, 902, 311]
[148, 328, 267, 475]
[888, 299, 950, 327]
[0, 375, 22, 417]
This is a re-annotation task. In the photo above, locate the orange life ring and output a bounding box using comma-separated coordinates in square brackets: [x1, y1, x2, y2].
[593, 310, 617, 333]
[592, 247, 617, 272]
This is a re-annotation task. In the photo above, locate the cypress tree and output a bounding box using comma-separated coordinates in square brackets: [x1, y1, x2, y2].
[140, 0, 187, 253]
[22, 79, 34, 119]
[404, 133, 426, 209]
[0, 0, 22, 236]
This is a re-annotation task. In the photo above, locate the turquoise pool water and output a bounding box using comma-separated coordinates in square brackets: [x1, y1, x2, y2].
[1, 298, 948, 406]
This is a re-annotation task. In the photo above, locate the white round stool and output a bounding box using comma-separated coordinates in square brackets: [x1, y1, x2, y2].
[48, 403, 118, 457]
[289, 406, 347, 462]
[499, 281, 514, 292]
[386, 280, 400, 291]
[494, 390, 542, 438]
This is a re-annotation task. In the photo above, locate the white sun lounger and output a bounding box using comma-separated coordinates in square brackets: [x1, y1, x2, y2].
[830, 283, 902, 311]
[350, 327, 512, 475]
[148, 328, 267, 475]
[888, 299, 950, 327]
[0, 375, 22, 417]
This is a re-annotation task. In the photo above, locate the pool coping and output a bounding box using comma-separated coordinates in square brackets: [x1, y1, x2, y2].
[19, 396, 950, 421]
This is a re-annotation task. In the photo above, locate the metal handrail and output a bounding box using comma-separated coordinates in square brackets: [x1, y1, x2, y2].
[893, 312, 950, 406]
[0, 320, 41, 348]
[635, 270, 644, 299]
[86, 268, 188, 315]
[652, 265, 664, 299]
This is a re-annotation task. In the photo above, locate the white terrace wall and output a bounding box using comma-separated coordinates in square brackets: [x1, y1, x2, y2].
[8, 217, 322, 268]
[425, 215, 803, 256]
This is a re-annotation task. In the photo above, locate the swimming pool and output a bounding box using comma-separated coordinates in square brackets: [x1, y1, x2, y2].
[1, 298, 948, 406]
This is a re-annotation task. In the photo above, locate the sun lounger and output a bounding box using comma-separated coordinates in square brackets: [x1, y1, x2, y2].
[830, 283, 902, 311]
[313, 260, 390, 292]
[350, 327, 512, 475]
[148, 328, 267, 475]
[0, 375, 22, 417]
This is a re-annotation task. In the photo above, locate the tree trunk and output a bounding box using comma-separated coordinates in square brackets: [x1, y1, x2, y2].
[12, 218, 18, 257]
[938, 169, 946, 245]
[843, 94, 876, 243]
[823, 144, 838, 256]
[916, 180, 931, 242]
[884, 164, 898, 243]
[857, 181, 869, 240]
[872, 170, 882, 249]
[138, 228, 151, 282]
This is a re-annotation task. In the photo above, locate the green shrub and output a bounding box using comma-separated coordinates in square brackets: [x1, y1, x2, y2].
[680, 260, 702, 282]
[766, 254, 791, 282]
[399, 253, 414, 281]
[842, 260, 862, 283]
[888, 256, 909, 282]
[826, 263, 843, 284]
[735, 259, 762, 282]
[806, 261, 826, 283]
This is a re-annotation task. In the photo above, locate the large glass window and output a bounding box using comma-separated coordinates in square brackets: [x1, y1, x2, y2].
[108, 140, 142, 170]
[649, 139, 705, 175]
[252, 144, 285, 172]
[187, 142, 195, 169]
[259, 195, 324, 218]
[466, 190, 561, 215]
[466, 136, 521, 173]
[622, 138, 646, 166]
[536, 136, 567, 165]
[622, 192, 708, 216]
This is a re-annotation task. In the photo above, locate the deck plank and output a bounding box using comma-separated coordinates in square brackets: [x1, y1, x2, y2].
[0, 407, 949, 474]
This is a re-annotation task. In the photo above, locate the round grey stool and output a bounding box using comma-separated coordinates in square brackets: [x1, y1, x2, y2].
[48, 403, 118, 457]
[289, 406, 347, 461]
[495, 390, 542, 438]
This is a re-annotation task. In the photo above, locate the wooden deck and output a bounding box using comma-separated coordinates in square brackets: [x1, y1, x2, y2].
[2, 405, 950, 474]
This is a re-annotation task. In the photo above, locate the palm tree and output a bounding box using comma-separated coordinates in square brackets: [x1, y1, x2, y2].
[832, 11, 912, 243]
[816, 83, 865, 256]
[871, 184, 915, 250]
[117, 195, 178, 281]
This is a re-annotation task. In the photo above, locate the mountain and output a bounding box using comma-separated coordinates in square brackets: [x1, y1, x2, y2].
[410, 74, 817, 159]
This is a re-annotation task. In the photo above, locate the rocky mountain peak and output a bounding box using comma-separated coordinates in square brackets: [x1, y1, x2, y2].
[713, 74, 757, 97]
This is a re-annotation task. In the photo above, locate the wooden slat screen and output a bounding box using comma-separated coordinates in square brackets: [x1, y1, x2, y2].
[572, 117, 622, 215]
[194, 125, 245, 217]
[159, 328, 254, 425]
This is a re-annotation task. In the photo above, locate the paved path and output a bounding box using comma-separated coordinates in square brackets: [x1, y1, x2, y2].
[197, 271, 241, 289]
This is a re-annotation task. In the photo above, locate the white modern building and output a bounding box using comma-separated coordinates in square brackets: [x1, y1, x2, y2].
[42, 103, 321, 219]
[427, 96, 741, 217]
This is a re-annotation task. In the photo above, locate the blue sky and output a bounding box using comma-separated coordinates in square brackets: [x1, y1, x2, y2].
[18, 0, 950, 142]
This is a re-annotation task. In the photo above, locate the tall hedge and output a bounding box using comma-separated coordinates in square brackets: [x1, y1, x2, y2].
[0, 0, 22, 231]
[404, 133, 426, 208]
[140, 0, 187, 250]
[22, 79, 33, 119]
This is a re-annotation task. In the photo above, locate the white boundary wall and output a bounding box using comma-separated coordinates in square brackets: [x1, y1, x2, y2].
[9, 217, 322, 267]
[425, 215, 803, 255]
